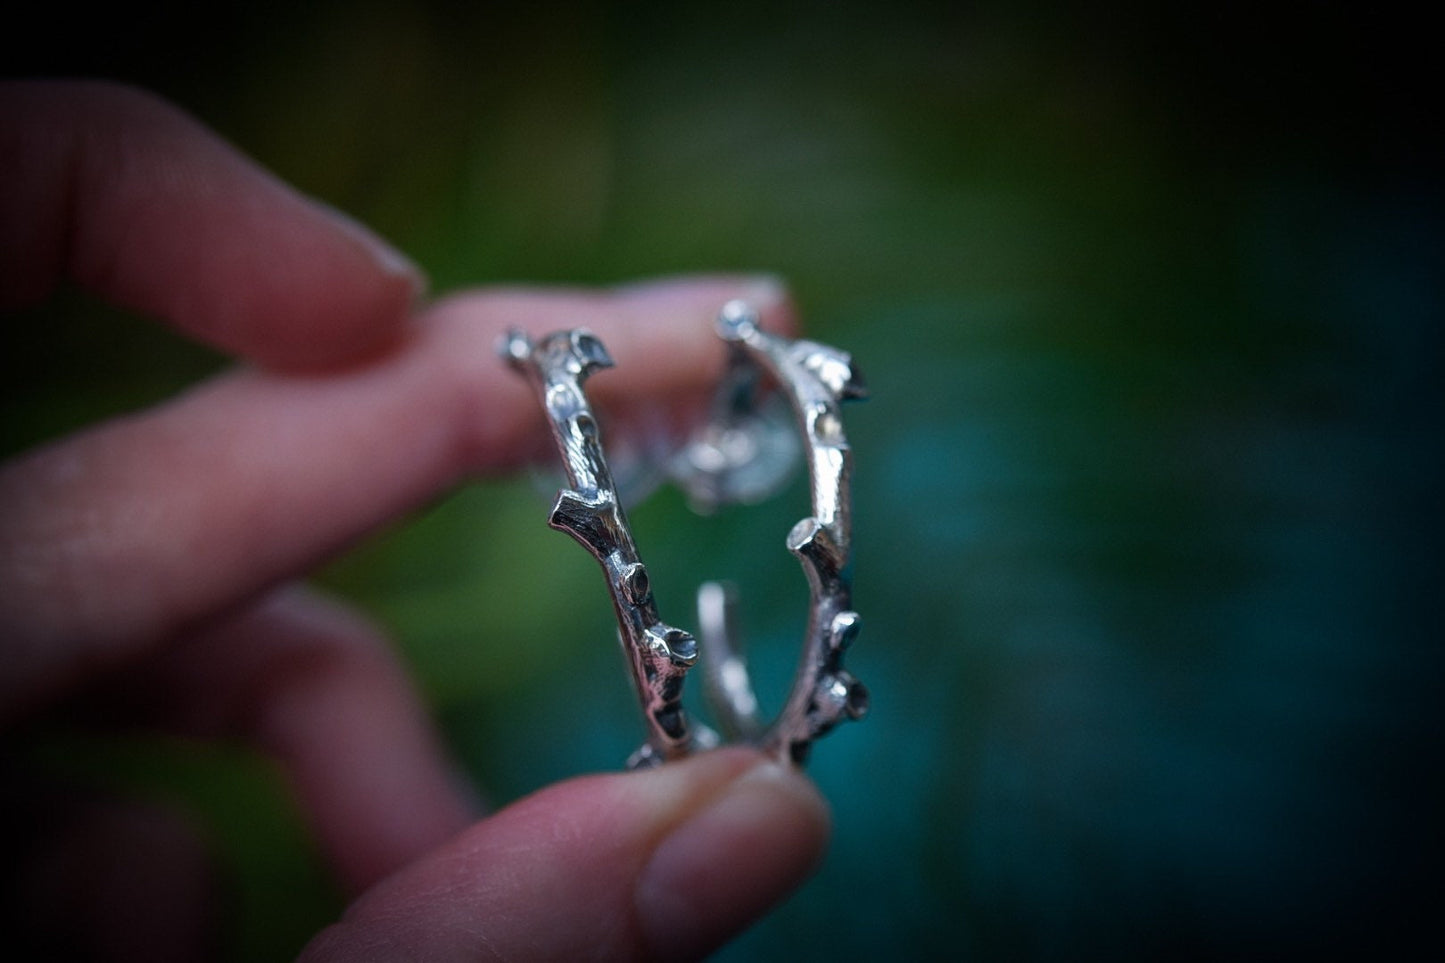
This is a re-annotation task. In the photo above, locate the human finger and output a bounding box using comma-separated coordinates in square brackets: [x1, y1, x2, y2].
[299, 747, 830, 963]
[90, 584, 476, 894]
[0, 276, 793, 719]
[0, 80, 422, 370]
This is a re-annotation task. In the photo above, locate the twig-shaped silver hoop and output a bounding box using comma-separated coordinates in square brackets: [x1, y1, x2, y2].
[502, 302, 867, 767]
[681, 301, 869, 764]
[501, 329, 705, 766]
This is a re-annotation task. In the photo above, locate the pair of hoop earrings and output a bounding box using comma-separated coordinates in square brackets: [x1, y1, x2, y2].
[501, 301, 868, 767]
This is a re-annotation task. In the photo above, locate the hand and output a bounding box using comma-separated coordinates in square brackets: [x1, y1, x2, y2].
[0, 80, 828, 961]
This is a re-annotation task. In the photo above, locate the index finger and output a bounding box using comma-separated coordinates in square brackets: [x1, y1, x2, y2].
[0, 277, 794, 719]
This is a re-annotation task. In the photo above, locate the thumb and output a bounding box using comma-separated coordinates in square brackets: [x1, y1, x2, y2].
[299, 748, 830, 962]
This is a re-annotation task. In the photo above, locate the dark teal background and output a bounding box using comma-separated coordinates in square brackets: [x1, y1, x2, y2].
[5, 2, 1441, 959]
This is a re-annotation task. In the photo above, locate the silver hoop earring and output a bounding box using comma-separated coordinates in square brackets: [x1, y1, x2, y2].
[502, 300, 868, 767]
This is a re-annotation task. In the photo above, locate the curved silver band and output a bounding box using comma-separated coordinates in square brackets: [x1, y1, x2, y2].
[502, 301, 867, 767]
[501, 328, 704, 765]
[682, 301, 869, 764]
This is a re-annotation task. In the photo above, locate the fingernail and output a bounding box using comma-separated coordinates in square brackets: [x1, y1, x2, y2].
[733, 274, 796, 335]
[615, 274, 790, 311]
[635, 759, 829, 961]
[737, 274, 789, 311]
[609, 274, 796, 344]
[314, 199, 429, 294]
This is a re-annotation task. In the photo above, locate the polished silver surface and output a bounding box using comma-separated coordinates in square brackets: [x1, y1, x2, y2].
[503, 302, 867, 768]
[501, 328, 705, 767]
[691, 300, 869, 764]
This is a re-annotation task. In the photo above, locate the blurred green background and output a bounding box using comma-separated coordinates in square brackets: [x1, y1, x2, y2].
[5, 1, 1440, 959]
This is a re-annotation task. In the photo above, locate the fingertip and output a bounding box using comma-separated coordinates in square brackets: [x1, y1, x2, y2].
[0, 79, 426, 371]
[300, 748, 830, 963]
[634, 753, 831, 961]
[132, 169, 429, 372]
[414, 275, 798, 475]
[228, 230, 425, 372]
[604, 273, 799, 352]
[270, 197, 429, 370]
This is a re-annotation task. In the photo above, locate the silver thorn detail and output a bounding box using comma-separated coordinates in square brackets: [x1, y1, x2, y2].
[694, 300, 869, 765]
[501, 328, 703, 767]
[501, 302, 868, 770]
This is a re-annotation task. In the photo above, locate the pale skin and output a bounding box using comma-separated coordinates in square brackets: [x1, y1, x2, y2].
[0, 81, 829, 961]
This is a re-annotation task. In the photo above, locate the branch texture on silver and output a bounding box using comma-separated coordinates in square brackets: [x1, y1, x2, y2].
[681, 300, 870, 764]
[503, 303, 868, 769]
[501, 328, 703, 767]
